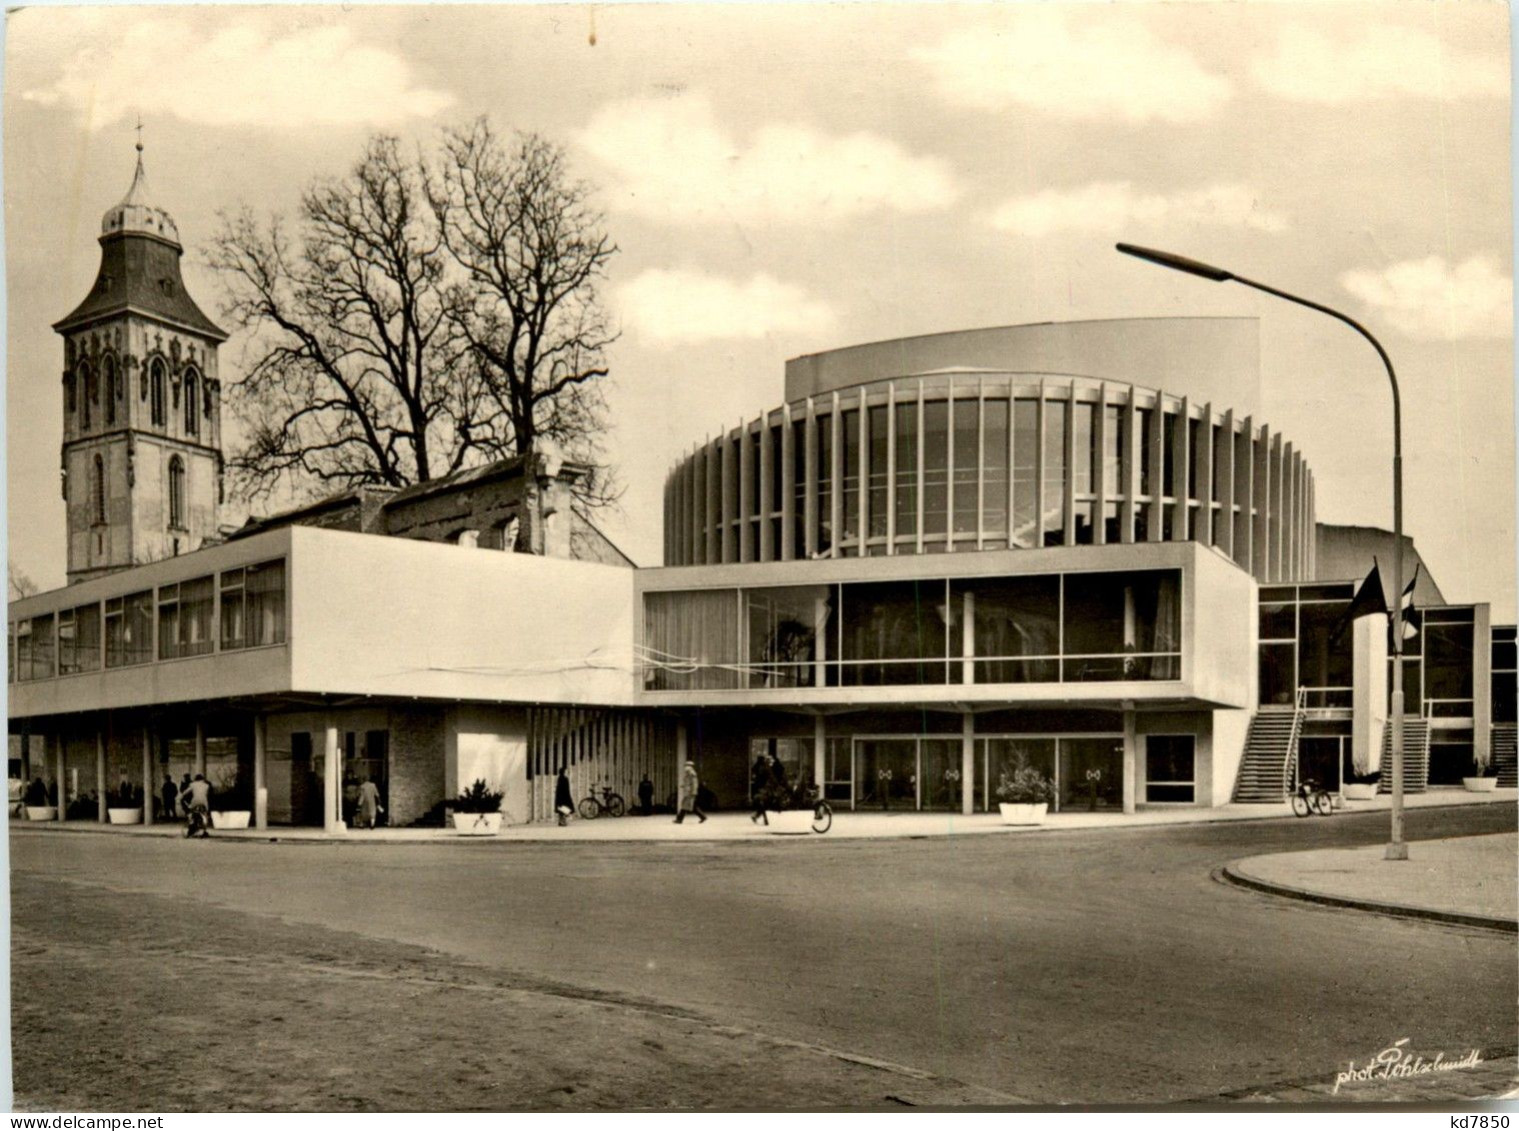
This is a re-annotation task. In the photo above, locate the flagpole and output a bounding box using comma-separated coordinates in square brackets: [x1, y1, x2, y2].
[1114, 244, 1410, 860]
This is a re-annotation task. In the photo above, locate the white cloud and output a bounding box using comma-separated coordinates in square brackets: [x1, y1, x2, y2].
[1340, 256, 1512, 341]
[991, 182, 1287, 237]
[1253, 24, 1508, 103]
[25, 17, 453, 129]
[618, 269, 836, 345]
[912, 11, 1231, 122]
[578, 96, 957, 226]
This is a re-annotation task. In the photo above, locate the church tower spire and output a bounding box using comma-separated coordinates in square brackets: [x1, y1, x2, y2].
[53, 134, 228, 584]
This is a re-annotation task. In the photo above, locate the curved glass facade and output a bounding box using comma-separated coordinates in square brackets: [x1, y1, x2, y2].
[664, 374, 1315, 583]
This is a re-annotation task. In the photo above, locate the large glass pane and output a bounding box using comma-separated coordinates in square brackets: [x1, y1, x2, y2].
[642, 589, 741, 690]
[744, 584, 830, 689]
[1297, 600, 1353, 694]
[824, 737, 852, 803]
[817, 415, 833, 555]
[893, 403, 917, 537]
[1074, 402, 1095, 495]
[1059, 738, 1123, 811]
[1137, 408, 1153, 496]
[1012, 400, 1038, 548]
[1187, 419, 1200, 500]
[1425, 621, 1475, 707]
[1103, 405, 1124, 497]
[920, 740, 962, 811]
[1491, 672, 1516, 723]
[868, 406, 887, 537]
[842, 408, 862, 549]
[1259, 642, 1296, 706]
[1043, 401, 1066, 546]
[856, 739, 917, 809]
[840, 579, 948, 685]
[246, 560, 287, 646]
[792, 418, 808, 554]
[952, 399, 978, 536]
[982, 738, 1056, 812]
[983, 400, 1009, 536]
[220, 569, 246, 649]
[1161, 412, 1177, 497]
[181, 576, 214, 657]
[1145, 735, 1195, 803]
[1062, 570, 1181, 680]
[922, 400, 949, 538]
[954, 575, 1060, 683]
[1259, 600, 1296, 640]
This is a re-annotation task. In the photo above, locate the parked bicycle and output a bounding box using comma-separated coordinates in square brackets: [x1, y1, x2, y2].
[802, 783, 832, 834]
[577, 783, 626, 820]
[1290, 778, 1334, 818]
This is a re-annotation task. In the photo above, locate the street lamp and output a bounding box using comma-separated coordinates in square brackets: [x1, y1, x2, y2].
[1115, 242, 1410, 861]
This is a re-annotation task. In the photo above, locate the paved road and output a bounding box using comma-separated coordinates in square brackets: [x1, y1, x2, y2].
[11, 804, 1516, 1107]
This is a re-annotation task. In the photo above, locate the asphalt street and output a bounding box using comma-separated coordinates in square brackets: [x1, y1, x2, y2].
[11, 803, 1516, 1107]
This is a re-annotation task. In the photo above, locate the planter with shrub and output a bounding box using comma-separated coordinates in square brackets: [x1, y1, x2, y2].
[106, 784, 144, 825]
[995, 762, 1054, 826]
[452, 779, 505, 835]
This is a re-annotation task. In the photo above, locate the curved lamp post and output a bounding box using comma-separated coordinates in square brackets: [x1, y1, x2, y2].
[1115, 242, 1409, 861]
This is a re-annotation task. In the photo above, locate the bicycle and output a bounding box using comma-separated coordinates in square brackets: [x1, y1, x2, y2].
[577, 784, 626, 820]
[801, 783, 832, 834]
[1290, 778, 1334, 818]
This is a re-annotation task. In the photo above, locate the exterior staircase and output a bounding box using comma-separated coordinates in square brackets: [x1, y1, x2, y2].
[1232, 708, 1302, 802]
[1377, 718, 1431, 794]
[1493, 723, 1517, 788]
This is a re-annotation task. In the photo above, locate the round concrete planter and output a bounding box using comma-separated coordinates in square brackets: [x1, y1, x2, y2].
[1462, 776, 1499, 793]
[107, 807, 143, 825]
[25, 805, 57, 821]
[453, 811, 503, 836]
[763, 809, 813, 835]
[998, 802, 1048, 826]
[211, 810, 252, 829]
[1343, 783, 1378, 801]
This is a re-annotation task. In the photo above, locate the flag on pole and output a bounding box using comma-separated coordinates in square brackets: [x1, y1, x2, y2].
[1332, 561, 1388, 643]
[1398, 563, 1423, 641]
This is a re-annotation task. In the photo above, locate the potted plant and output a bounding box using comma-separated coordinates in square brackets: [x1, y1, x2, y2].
[1463, 749, 1499, 793]
[211, 774, 254, 829]
[452, 778, 505, 834]
[23, 777, 56, 821]
[65, 792, 98, 821]
[105, 783, 144, 825]
[1343, 771, 1380, 802]
[995, 761, 1054, 826]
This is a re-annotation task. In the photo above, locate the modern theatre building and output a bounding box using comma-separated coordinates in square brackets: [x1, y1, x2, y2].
[8, 155, 1515, 829]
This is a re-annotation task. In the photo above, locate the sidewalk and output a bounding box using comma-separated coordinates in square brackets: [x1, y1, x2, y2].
[11, 787, 1514, 844]
[1225, 831, 1518, 932]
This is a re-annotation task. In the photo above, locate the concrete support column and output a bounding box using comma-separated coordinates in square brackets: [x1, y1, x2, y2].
[323, 718, 341, 833]
[813, 715, 826, 793]
[193, 718, 206, 778]
[960, 711, 975, 816]
[141, 725, 153, 827]
[53, 732, 65, 822]
[95, 725, 106, 823]
[254, 714, 268, 830]
[1122, 707, 1137, 815]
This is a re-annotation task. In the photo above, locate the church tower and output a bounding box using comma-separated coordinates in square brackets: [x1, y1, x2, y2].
[53, 141, 227, 585]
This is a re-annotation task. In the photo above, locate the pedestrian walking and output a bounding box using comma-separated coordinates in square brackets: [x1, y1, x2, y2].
[637, 774, 654, 816]
[750, 754, 771, 825]
[161, 774, 178, 821]
[674, 760, 707, 824]
[356, 778, 383, 829]
[555, 767, 574, 826]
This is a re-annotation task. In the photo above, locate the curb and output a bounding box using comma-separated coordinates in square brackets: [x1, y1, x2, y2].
[1219, 861, 1518, 934]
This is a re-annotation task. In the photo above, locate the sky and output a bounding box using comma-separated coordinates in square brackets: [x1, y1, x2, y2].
[3, 2, 1514, 619]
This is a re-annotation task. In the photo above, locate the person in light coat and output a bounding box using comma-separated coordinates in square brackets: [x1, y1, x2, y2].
[674, 760, 707, 824]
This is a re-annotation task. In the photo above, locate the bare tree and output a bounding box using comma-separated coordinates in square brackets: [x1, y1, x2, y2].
[209, 136, 494, 500]
[8, 562, 37, 602]
[430, 119, 620, 505]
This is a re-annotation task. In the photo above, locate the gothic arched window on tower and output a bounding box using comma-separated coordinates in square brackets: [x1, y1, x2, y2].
[79, 363, 94, 429]
[150, 360, 166, 427]
[184, 370, 199, 437]
[103, 356, 117, 426]
[168, 456, 185, 529]
[92, 454, 106, 525]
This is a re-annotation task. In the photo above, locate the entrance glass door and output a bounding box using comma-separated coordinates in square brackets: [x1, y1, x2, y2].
[1059, 738, 1123, 811]
[919, 740, 963, 811]
[979, 738, 1057, 812]
[856, 739, 917, 810]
